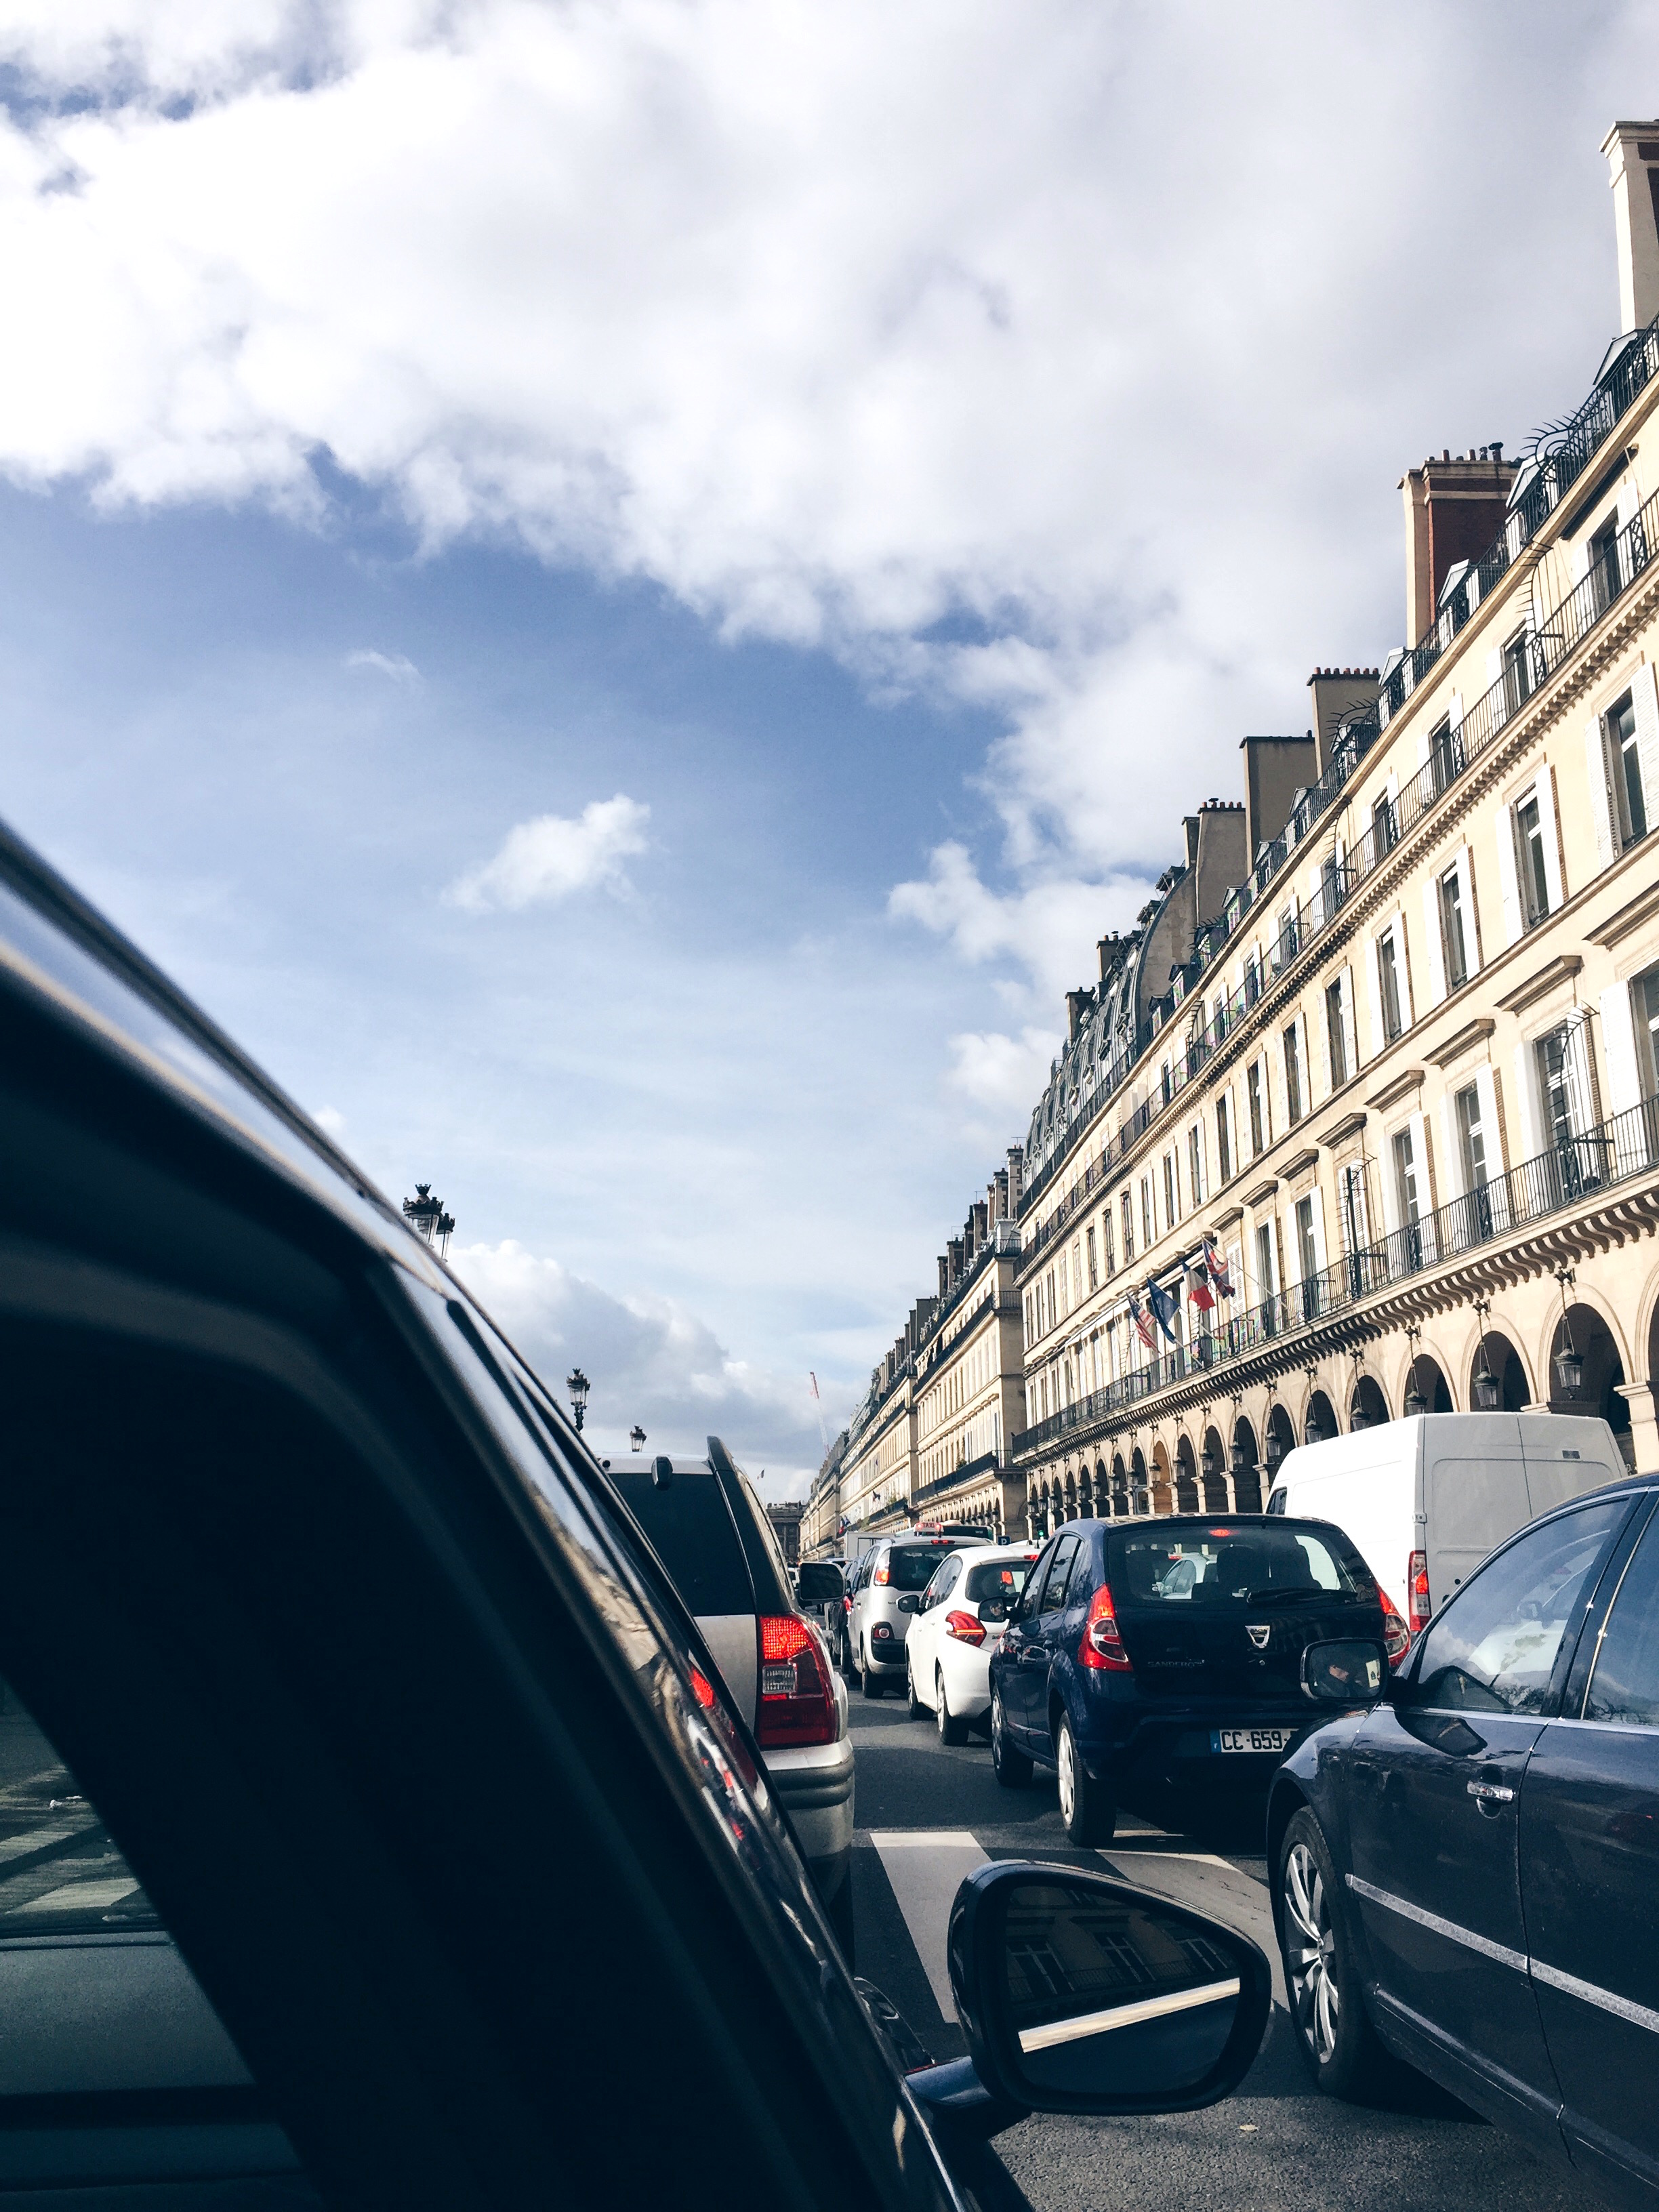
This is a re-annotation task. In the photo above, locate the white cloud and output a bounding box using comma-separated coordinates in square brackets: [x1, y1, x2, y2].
[451, 1237, 820, 1483]
[890, 840, 1148, 1006]
[945, 1027, 1060, 1120]
[312, 1103, 347, 1136]
[346, 647, 419, 682]
[445, 794, 651, 914]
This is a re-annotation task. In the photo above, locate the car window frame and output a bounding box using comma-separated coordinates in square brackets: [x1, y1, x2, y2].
[1040, 1534, 1082, 1617]
[1563, 1488, 1659, 1723]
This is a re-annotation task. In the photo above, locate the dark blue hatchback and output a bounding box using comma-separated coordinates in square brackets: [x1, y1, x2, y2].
[988, 1516, 1392, 1843]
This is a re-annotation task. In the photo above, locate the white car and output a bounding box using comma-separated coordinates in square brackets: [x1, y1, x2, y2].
[901, 1543, 1040, 1743]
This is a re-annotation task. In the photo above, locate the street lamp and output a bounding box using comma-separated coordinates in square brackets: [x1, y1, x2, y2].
[1403, 1322, 1427, 1416]
[1471, 1295, 1500, 1410]
[403, 1184, 454, 1256]
[566, 1367, 590, 1433]
[1553, 1267, 1583, 1396]
[630, 1425, 647, 1455]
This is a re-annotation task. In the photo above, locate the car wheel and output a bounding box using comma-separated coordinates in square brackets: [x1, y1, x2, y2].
[1056, 1713, 1115, 1845]
[1277, 1808, 1393, 2096]
[990, 1685, 1033, 1786]
[907, 1659, 927, 1721]
[936, 1670, 969, 1746]
[860, 1646, 885, 1700]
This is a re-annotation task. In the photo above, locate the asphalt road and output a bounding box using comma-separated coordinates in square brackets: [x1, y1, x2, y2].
[843, 1685, 1593, 2212]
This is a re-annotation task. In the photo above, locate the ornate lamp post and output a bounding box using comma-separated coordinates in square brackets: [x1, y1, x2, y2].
[1403, 1322, 1427, 1418]
[1471, 1296, 1500, 1410]
[1553, 1267, 1584, 1395]
[402, 1184, 455, 1259]
[566, 1367, 590, 1433]
[630, 1425, 647, 1456]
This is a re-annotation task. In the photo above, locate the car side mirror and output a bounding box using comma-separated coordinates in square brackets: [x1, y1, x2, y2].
[897, 1593, 922, 1615]
[945, 1862, 1269, 2114]
[797, 1561, 844, 1606]
[1301, 1638, 1387, 1704]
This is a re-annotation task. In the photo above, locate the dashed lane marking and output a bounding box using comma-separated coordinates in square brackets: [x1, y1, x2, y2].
[868, 1830, 988, 2015]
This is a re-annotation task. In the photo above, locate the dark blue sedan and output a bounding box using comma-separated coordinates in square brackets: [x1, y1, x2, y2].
[1267, 1472, 1659, 2209]
[988, 1515, 1395, 1843]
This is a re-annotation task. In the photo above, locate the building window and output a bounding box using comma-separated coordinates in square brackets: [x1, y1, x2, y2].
[1589, 512, 1621, 616]
[1378, 930, 1405, 1040]
[1536, 1025, 1586, 1147]
[1284, 1019, 1305, 1126]
[1515, 792, 1551, 925]
[1439, 864, 1469, 991]
[1295, 1195, 1318, 1283]
[1086, 1224, 1098, 1290]
[1216, 1094, 1233, 1183]
[1429, 718, 1456, 796]
[1024, 1291, 1034, 1344]
[1254, 1221, 1276, 1300]
[1046, 1268, 1056, 1330]
[1120, 1189, 1134, 1262]
[1188, 1124, 1204, 1209]
[1607, 692, 1648, 848]
[1248, 1060, 1266, 1155]
[1503, 627, 1533, 714]
[1163, 1152, 1179, 1228]
[1634, 966, 1659, 1098]
[1371, 791, 1397, 857]
[1103, 1208, 1115, 1277]
[1276, 901, 1299, 965]
[1393, 1126, 1421, 1225]
[1326, 977, 1349, 1087]
[1454, 1081, 1490, 1191]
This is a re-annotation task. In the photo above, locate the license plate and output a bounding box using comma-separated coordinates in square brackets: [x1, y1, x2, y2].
[1210, 1727, 1293, 1755]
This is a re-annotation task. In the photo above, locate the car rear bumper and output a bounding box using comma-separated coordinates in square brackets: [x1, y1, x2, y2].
[1076, 1708, 1312, 1788]
[766, 1734, 855, 1897]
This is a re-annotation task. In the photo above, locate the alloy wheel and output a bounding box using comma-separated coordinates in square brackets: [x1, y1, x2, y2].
[1057, 1723, 1076, 1826]
[1284, 1840, 1339, 2063]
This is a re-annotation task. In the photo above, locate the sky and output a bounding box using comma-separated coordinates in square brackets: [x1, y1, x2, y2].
[0, 0, 1654, 1487]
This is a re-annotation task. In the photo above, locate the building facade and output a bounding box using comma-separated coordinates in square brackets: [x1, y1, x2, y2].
[1013, 121, 1659, 1535]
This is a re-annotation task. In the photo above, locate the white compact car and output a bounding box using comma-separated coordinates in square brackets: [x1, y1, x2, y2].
[901, 1543, 1040, 1743]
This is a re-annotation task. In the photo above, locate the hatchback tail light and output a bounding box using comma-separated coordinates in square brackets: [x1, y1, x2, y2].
[874, 1563, 890, 1585]
[756, 1615, 839, 1748]
[1378, 1585, 1412, 1666]
[1078, 1584, 1132, 1672]
[1408, 1551, 1431, 1634]
[944, 1610, 985, 1646]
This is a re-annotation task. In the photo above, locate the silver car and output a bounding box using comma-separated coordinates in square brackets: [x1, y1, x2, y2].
[846, 1529, 996, 1700]
[608, 1441, 856, 1957]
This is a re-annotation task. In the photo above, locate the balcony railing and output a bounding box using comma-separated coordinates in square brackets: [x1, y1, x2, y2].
[1020, 483, 1659, 1261]
[1011, 1092, 1659, 1458]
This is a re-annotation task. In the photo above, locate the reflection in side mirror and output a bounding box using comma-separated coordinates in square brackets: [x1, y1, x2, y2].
[796, 1561, 844, 1607]
[947, 1862, 1270, 2116]
[1301, 1638, 1387, 1704]
[896, 1593, 922, 1615]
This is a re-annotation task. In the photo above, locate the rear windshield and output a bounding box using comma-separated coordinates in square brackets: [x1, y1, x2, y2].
[964, 1559, 1035, 1604]
[609, 1471, 754, 1616]
[888, 1544, 972, 1591]
[1110, 1523, 1371, 1605]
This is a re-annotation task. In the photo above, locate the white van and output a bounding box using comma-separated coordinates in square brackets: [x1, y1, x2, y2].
[1265, 1412, 1626, 1632]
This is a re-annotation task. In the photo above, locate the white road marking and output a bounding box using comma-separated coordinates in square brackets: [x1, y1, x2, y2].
[1103, 1849, 1235, 1869]
[15, 1879, 137, 1914]
[869, 1830, 988, 2015]
[0, 1827, 77, 1864]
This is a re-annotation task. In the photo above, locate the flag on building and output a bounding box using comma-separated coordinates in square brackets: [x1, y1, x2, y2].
[1128, 1291, 1157, 1349]
[1186, 1261, 1215, 1311]
[1204, 1236, 1235, 1298]
[1146, 1279, 1179, 1343]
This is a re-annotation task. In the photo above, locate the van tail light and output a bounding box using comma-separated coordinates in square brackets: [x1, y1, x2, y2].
[1408, 1551, 1431, 1635]
[842, 1595, 853, 1613]
[1078, 1584, 1132, 1672]
[1378, 1586, 1412, 1667]
[945, 1610, 985, 1645]
[756, 1616, 839, 1748]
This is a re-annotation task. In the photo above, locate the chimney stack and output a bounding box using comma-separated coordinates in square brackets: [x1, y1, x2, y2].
[1603, 121, 1659, 335]
[1399, 451, 1517, 650]
[1006, 1145, 1024, 1218]
[1065, 987, 1090, 1042]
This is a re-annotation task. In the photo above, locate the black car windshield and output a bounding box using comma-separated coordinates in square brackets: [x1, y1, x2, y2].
[887, 1544, 970, 1590]
[1111, 1524, 1369, 1605]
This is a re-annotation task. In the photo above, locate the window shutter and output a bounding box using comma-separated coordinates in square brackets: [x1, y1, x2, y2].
[1364, 934, 1384, 1052]
[1635, 661, 1659, 830]
[1456, 845, 1481, 972]
[1585, 714, 1616, 869]
[1422, 877, 1446, 1006]
[1536, 760, 1565, 910]
[1512, 1042, 1541, 1158]
[1395, 907, 1414, 1025]
[1496, 804, 1523, 944]
[1601, 983, 1643, 1115]
[1440, 1092, 1462, 1196]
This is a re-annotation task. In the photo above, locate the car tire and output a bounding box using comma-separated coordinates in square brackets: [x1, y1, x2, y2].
[1277, 1807, 1394, 2097]
[907, 1660, 927, 1722]
[936, 1670, 969, 1746]
[1056, 1713, 1115, 1845]
[991, 1685, 1033, 1786]
[860, 1647, 885, 1699]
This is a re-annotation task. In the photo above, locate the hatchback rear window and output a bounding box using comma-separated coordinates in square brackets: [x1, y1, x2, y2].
[964, 1560, 1033, 1604]
[1111, 1523, 1370, 1605]
[609, 1471, 755, 1616]
[888, 1544, 969, 1591]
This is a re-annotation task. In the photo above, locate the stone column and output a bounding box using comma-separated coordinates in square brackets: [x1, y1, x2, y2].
[1618, 1383, 1659, 1475]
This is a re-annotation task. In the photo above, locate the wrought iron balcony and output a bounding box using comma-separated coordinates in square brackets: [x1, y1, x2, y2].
[1012, 1090, 1659, 1459]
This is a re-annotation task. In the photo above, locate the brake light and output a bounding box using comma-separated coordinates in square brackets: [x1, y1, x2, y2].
[756, 1616, 839, 1748]
[690, 1664, 717, 1708]
[1379, 1586, 1411, 1668]
[944, 1610, 985, 1645]
[1408, 1551, 1431, 1635]
[1078, 1584, 1132, 1671]
[874, 1564, 890, 1585]
[842, 1595, 853, 1612]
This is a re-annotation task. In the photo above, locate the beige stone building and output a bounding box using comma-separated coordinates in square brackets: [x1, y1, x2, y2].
[1014, 121, 1659, 1535]
[802, 1429, 848, 1560]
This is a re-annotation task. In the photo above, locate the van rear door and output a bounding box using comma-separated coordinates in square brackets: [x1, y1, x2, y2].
[1423, 1448, 1530, 1610]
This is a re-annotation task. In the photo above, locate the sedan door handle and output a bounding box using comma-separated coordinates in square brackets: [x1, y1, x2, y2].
[1467, 1779, 1515, 1803]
